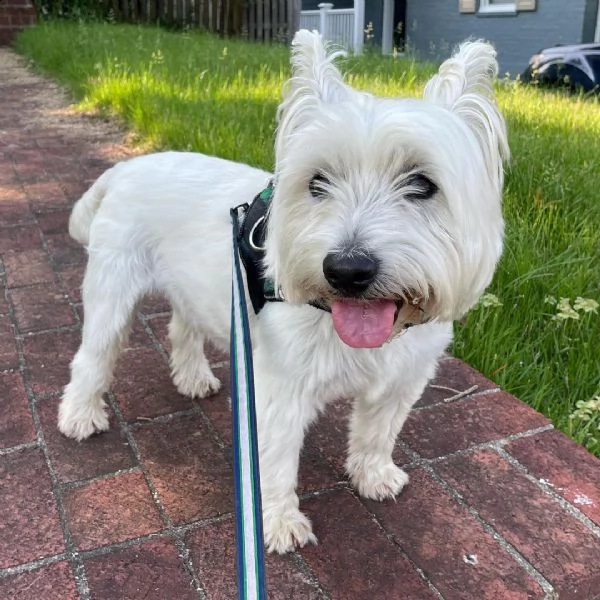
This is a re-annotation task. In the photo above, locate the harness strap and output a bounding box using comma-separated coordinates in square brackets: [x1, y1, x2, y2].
[234, 182, 331, 315]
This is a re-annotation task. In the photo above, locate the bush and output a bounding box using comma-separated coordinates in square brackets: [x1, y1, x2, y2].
[34, 0, 111, 20]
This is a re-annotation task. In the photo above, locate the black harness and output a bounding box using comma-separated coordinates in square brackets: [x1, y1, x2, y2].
[231, 182, 330, 315]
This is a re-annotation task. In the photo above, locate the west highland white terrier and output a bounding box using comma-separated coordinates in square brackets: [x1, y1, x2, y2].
[59, 30, 509, 553]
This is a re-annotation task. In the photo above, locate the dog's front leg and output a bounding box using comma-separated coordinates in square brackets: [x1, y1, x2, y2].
[346, 378, 428, 501]
[255, 374, 318, 554]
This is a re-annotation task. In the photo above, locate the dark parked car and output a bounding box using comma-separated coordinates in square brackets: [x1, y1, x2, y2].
[521, 43, 600, 93]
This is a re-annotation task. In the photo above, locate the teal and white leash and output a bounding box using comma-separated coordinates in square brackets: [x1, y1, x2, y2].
[230, 206, 268, 600]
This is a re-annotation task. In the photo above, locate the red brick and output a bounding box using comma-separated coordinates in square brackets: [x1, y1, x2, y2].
[113, 347, 192, 421]
[63, 471, 162, 551]
[0, 183, 27, 203]
[9, 282, 74, 332]
[416, 357, 498, 408]
[0, 313, 18, 368]
[506, 429, 600, 527]
[366, 467, 544, 599]
[85, 538, 197, 600]
[59, 180, 87, 203]
[57, 264, 83, 302]
[35, 135, 66, 149]
[36, 209, 69, 234]
[435, 449, 600, 599]
[0, 275, 9, 314]
[195, 366, 231, 442]
[301, 489, 438, 599]
[45, 232, 86, 270]
[12, 160, 52, 183]
[25, 180, 68, 208]
[0, 562, 78, 600]
[401, 391, 550, 458]
[188, 517, 323, 599]
[0, 371, 35, 448]
[0, 449, 64, 567]
[0, 163, 16, 183]
[146, 314, 170, 348]
[0, 225, 42, 252]
[134, 415, 233, 524]
[297, 443, 339, 494]
[10, 149, 46, 164]
[138, 293, 171, 315]
[125, 319, 152, 349]
[305, 398, 351, 476]
[0, 198, 33, 226]
[38, 396, 135, 483]
[22, 329, 80, 395]
[204, 341, 228, 364]
[4, 248, 54, 287]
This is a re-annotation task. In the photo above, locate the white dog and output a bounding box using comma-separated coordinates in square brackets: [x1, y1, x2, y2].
[58, 31, 508, 553]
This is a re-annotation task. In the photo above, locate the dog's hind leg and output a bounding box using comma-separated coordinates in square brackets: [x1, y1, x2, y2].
[58, 254, 148, 441]
[168, 309, 221, 399]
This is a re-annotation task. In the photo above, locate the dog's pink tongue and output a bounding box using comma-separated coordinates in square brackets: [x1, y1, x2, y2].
[331, 299, 396, 348]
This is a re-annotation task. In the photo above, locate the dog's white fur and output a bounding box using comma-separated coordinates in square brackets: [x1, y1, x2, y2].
[59, 31, 508, 553]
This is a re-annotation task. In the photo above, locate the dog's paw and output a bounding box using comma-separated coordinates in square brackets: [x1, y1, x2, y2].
[349, 461, 409, 501]
[172, 369, 221, 399]
[264, 509, 318, 554]
[58, 399, 110, 441]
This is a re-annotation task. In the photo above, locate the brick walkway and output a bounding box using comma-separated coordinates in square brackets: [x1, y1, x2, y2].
[1, 48, 600, 600]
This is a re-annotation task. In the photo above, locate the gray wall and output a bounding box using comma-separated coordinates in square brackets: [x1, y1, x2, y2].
[406, 0, 592, 76]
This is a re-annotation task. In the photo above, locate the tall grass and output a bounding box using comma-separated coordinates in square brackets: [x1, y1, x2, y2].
[16, 21, 600, 455]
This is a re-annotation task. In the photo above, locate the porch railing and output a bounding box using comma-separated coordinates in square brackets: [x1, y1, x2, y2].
[299, 2, 362, 53]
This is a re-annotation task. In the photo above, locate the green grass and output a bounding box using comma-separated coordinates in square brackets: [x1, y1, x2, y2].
[16, 21, 600, 455]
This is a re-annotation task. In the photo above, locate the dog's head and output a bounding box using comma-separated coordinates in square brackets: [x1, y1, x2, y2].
[264, 30, 509, 348]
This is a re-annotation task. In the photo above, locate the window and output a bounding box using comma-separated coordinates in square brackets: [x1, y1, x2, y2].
[479, 0, 517, 15]
[458, 0, 536, 15]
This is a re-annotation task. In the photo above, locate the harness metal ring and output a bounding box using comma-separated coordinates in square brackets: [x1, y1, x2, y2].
[249, 215, 267, 251]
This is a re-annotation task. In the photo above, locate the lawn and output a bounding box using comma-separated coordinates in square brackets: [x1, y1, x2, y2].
[15, 21, 600, 455]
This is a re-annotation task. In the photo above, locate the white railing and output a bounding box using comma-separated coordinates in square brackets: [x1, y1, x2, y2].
[300, 3, 360, 53]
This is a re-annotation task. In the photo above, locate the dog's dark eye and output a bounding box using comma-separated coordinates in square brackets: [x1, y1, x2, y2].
[403, 173, 438, 201]
[309, 173, 330, 200]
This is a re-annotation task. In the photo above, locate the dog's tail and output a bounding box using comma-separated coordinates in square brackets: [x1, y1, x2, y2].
[68, 166, 115, 245]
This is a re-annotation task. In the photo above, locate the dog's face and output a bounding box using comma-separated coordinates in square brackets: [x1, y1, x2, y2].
[265, 32, 509, 348]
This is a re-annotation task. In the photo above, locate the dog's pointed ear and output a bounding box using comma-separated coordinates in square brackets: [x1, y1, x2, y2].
[276, 30, 350, 162]
[288, 29, 348, 104]
[423, 41, 510, 191]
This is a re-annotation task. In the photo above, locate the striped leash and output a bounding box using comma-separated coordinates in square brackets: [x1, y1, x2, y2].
[230, 205, 268, 600]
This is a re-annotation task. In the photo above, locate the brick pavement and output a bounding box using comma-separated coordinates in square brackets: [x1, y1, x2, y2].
[1, 47, 600, 600]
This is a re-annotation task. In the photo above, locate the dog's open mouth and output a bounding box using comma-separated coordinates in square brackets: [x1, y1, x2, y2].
[331, 299, 400, 349]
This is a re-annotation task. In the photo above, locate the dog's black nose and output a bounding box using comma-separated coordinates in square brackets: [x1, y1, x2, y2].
[323, 252, 378, 295]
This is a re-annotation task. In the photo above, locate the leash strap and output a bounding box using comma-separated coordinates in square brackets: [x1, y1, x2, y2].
[230, 205, 267, 600]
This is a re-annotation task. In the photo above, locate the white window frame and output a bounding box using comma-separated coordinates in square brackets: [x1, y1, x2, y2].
[479, 0, 517, 15]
